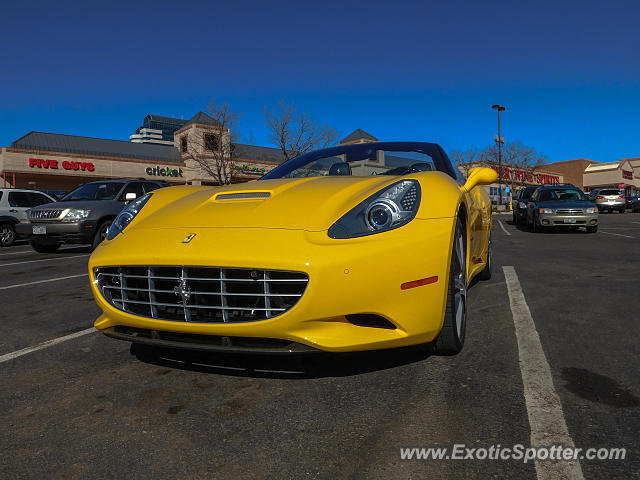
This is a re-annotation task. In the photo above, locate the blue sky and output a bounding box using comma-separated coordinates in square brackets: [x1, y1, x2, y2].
[1, 0, 639, 163]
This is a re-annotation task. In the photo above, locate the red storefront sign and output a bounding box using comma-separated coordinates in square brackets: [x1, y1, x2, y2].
[29, 158, 95, 172]
[490, 165, 560, 185]
[622, 170, 633, 180]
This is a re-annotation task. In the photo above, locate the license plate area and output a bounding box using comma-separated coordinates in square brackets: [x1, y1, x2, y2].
[32, 226, 47, 234]
[563, 218, 577, 224]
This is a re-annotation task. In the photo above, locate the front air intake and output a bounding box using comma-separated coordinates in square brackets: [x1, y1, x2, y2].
[94, 266, 308, 323]
[215, 192, 271, 201]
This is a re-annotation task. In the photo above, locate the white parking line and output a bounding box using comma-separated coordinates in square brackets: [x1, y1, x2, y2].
[0, 249, 33, 257]
[0, 254, 89, 268]
[497, 220, 511, 236]
[600, 231, 635, 239]
[0, 273, 88, 290]
[503, 266, 584, 480]
[0, 328, 96, 364]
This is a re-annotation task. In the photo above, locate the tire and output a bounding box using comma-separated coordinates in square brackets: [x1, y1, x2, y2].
[532, 214, 543, 233]
[0, 224, 16, 247]
[586, 225, 598, 233]
[92, 221, 112, 250]
[478, 231, 492, 281]
[434, 217, 467, 356]
[619, 208, 624, 214]
[30, 238, 61, 253]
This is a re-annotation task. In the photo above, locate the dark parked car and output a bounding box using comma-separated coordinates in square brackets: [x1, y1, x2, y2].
[526, 184, 598, 233]
[512, 186, 539, 225]
[16, 179, 169, 252]
[631, 197, 640, 213]
[625, 194, 639, 209]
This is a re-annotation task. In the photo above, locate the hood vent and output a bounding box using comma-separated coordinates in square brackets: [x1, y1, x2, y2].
[215, 192, 271, 201]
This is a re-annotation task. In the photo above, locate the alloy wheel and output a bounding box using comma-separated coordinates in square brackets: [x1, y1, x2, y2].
[0, 225, 15, 246]
[452, 229, 467, 338]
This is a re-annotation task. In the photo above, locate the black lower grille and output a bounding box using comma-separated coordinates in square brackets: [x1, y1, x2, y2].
[95, 266, 308, 323]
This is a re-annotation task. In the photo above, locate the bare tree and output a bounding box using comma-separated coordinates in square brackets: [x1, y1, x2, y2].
[182, 100, 241, 185]
[264, 100, 339, 161]
[478, 141, 547, 190]
[449, 147, 481, 177]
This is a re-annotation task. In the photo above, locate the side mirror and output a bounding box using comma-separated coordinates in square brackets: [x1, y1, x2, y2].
[462, 167, 498, 192]
[124, 192, 137, 203]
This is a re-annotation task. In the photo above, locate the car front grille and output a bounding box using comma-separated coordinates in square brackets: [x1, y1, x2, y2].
[29, 209, 64, 220]
[555, 209, 583, 215]
[94, 266, 309, 323]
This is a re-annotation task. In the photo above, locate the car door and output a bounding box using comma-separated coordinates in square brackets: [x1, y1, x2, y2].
[7, 191, 33, 222]
[526, 189, 540, 224]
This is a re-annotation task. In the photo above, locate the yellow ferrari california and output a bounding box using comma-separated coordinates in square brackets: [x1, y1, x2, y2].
[89, 142, 497, 356]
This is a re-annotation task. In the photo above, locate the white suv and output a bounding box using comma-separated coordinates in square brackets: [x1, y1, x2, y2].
[0, 188, 56, 246]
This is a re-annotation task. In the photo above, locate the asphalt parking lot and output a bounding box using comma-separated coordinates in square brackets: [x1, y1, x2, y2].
[1, 213, 639, 479]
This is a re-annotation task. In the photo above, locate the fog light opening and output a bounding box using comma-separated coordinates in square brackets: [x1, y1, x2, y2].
[542, 219, 550, 225]
[346, 314, 397, 330]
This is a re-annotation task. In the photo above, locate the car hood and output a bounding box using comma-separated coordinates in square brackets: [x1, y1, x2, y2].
[30, 200, 119, 210]
[537, 200, 594, 209]
[135, 176, 419, 232]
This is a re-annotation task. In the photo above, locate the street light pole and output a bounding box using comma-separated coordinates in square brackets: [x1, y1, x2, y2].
[492, 104, 506, 205]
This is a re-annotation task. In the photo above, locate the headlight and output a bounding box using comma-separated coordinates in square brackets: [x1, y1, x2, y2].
[60, 208, 91, 223]
[539, 208, 554, 214]
[106, 193, 152, 240]
[328, 180, 421, 239]
[586, 207, 596, 214]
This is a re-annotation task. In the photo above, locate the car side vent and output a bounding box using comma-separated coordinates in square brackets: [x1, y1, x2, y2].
[346, 314, 396, 329]
[216, 192, 271, 201]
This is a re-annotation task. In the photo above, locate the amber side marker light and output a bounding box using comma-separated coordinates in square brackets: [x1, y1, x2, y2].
[401, 276, 438, 290]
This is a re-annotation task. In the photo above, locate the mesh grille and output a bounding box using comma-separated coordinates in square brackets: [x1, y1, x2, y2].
[400, 184, 418, 210]
[94, 266, 308, 323]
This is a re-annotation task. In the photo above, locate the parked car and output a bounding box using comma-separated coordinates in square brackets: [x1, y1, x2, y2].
[15, 179, 169, 252]
[89, 142, 498, 357]
[0, 188, 56, 246]
[624, 194, 639, 209]
[632, 197, 640, 213]
[526, 184, 598, 233]
[593, 189, 626, 213]
[586, 188, 601, 201]
[512, 186, 539, 225]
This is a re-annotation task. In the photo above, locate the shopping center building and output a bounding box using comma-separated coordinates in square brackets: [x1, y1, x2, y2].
[2, 111, 639, 197]
[0, 112, 285, 192]
[458, 161, 565, 204]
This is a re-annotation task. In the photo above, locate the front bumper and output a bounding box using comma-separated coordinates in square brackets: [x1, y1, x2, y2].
[537, 213, 598, 227]
[595, 201, 625, 210]
[16, 221, 97, 243]
[89, 218, 456, 352]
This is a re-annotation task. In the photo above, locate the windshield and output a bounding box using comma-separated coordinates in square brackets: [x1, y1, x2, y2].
[262, 142, 449, 180]
[538, 188, 589, 202]
[62, 182, 125, 201]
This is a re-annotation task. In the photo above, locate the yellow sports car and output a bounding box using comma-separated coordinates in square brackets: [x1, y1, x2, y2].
[89, 142, 497, 356]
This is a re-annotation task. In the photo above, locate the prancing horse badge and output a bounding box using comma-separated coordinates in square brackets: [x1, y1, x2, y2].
[182, 233, 197, 243]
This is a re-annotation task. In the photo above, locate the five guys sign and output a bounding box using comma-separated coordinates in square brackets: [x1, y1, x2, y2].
[29, 158, 95, 171]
